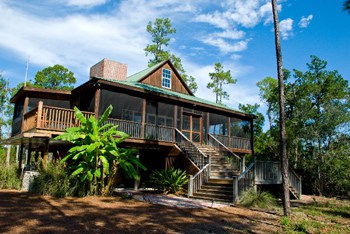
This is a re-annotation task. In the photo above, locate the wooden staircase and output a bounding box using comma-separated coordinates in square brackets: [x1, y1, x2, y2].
[188, 144, 240, 202]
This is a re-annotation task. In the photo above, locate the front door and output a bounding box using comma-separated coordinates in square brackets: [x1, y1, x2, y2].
[182, 113, 202, 143]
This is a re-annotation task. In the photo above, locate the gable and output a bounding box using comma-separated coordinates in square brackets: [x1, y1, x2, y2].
[134, 61, 193, 95]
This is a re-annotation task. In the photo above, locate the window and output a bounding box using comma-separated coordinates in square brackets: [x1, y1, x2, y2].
[162, 68, 171, 89]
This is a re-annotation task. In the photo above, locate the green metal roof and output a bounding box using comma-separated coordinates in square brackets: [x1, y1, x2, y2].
[97, 77, 247, 115]
[127, 61, 165, 82]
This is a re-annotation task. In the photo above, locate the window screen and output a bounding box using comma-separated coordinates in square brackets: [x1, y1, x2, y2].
[209, 113, 228, 135]
[230, 117, 251, 138]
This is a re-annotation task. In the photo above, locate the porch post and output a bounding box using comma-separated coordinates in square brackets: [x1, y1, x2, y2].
[134, 153, 140, 191]
[18, 142, 24, 172]
[206, 112, 210, 143]
[94, 88, 101, 118]
[233, 176, 238, 203]
[27, 141, 32, 166]
[141, 98, 146, 139]
[173, 105, 177, 141]
[228, 117, 231, 148]
[241, 156, 245, 172]
[36, 101, 43, 128]
[42, 139, 49, 169]
[188, 175, 193, 197]
[250, 119, 254, 154]
[21, 97, 29, 133]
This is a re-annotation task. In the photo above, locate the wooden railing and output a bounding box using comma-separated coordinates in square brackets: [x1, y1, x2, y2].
[175, 128, 208, 168]
[255, 161, 281, 184]
[212, 134, 251, 150]
[208, 134, 241, 171]
[188, 164, 210, 197]
[22, 108, 38, 132]
[145, 124, 174, 142]
[237, 161, 255, 197]
[105, 118, 142, 138]
[289, 167, 302, 199]
[40, 106, 93, 131]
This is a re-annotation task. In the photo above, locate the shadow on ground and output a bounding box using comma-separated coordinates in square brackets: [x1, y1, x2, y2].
[0, 190, 279, 233]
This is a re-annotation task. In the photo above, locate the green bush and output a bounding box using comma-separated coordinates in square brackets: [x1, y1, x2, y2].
[149, 167, 188, 194]
[31, 162, 71, 198]
[0, 162, 21, 190]
[239, 189, 276, 209]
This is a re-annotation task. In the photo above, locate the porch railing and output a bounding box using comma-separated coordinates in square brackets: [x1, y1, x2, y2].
[188, 164, 210, 197]
[255, 161, 282, 184]
[175, 128, 208, 169]
[145, 123, 174, 142]
[208, 134, 241, 171]
[105, 118, 142, 138]
[212, 134, 251, 150]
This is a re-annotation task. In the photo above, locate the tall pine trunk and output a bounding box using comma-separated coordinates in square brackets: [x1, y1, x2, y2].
[271, 0, 291, 216]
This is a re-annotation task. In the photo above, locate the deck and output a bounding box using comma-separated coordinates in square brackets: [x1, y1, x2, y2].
[21, 104, 251, 151]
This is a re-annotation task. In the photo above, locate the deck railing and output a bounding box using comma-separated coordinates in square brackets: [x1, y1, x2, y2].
[105, 118, 142, 138]
[208, 134, 241, 171]
[175, 128, 208, 168]
[188, 164, 210, 197]
[22, 108, 38, 132]
[212, 134, 251, 150]
[145, 124, 174, 142]
[289, 167, 302, 199]
[22, 104, 176, 143]
[255, 161, 282, 184]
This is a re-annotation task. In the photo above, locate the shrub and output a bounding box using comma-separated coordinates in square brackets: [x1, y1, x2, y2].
[0, 162, 21, 190]
[149, 167, 188, 194]
[239, 189, 276, 209]
[31, 162, 71, 198]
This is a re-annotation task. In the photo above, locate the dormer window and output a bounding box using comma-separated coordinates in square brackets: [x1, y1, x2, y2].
[162, 68, 171, 89]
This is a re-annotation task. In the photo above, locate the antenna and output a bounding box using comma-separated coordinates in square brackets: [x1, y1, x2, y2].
[24, 57, 30, 87]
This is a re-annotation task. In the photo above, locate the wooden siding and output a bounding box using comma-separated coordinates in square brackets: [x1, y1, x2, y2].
[141, 63, 191, 95]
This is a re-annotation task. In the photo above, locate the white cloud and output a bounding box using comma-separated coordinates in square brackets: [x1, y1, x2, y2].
[212, 30, 245, 40]
[64, 0, 108, 8]
[279, 18, 293, 40]
[298, 15, 313, 28]
[201, 37, 249, 54]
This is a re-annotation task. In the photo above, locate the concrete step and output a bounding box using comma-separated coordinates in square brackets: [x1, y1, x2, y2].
[189, 195, 232, 203]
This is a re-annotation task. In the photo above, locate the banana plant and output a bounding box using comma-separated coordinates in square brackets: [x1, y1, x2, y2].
[55, 105, 146, 195]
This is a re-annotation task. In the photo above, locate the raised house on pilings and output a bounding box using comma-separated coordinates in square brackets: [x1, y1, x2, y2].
[4, 58, 302, 202]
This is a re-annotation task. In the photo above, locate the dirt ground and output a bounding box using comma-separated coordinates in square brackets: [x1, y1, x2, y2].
[0, 190, 280, 234]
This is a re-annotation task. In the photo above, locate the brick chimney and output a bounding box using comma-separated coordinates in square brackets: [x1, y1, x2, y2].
[90, 58, 127, 81]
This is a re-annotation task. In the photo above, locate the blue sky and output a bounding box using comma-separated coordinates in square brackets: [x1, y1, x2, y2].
[1, 0, 349, 121]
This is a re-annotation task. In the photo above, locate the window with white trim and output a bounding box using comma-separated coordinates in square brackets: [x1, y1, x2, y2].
[161, 68, 171, 89]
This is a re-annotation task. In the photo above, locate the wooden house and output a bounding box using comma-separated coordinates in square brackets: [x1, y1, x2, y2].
[4, 58, 301, 202]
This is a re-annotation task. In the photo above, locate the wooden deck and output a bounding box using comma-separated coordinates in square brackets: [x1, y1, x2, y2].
[21, 104, 251, 150]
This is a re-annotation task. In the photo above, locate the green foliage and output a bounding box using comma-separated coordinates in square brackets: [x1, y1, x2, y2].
[257, 55, 350, 197]
[144, 18, 197, 93]
[34, 64, 76, 90]
[0, 161, 21, 190]
[149, 167, 188, 194]
[207, 62, 236, 104]
[31, 162, 71, 198]
[55, 105, 146, 195]
[239, 189, 276, 209]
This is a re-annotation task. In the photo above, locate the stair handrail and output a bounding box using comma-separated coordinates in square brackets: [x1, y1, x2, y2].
[236, 161, 256, 198]
[288, 166, 302, 199]
[188, 163, 210, 197]
[208, 133, 241, 171]
[175, 128, 208, 168]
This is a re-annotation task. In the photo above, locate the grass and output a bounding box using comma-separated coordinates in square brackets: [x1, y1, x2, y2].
[280, 198, 350, 234]
[0, 161, 21, 190]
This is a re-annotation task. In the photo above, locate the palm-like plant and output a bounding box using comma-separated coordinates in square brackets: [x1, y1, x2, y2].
[55, 105, 146, 195]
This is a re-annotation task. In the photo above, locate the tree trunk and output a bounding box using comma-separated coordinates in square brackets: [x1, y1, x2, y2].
[271, 0, 291, 216]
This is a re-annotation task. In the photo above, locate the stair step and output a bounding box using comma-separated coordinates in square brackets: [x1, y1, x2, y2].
[189, 195, 232, 203]
[201, 184, 233, 190]
[199, 188, 233, 195]
[208, 178, 233, 184]
[193, 191, 233, 200]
